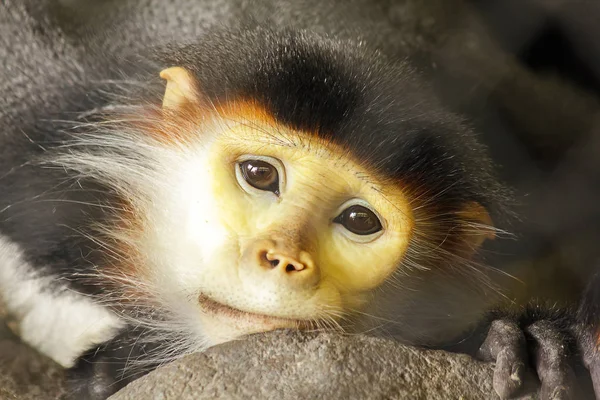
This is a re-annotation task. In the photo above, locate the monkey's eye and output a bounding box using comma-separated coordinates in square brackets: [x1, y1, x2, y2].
[334, 204, 383, 236]
[238, 159, 280, 195]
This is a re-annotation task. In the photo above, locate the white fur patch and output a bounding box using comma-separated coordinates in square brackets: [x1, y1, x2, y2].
[0, 235, 125, 368]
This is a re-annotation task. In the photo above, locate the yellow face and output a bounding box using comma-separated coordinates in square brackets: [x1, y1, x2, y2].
[118, 69, 414, 345]
[137, 112, 414, 344]
[127, 69, 416, 345]
[219, 122, 414, 288]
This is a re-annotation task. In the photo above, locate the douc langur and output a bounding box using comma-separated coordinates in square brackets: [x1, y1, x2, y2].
[0, 2, 592, 399]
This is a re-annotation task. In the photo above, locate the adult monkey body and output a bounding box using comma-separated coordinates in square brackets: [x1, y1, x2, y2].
[0, 0, 594, 399]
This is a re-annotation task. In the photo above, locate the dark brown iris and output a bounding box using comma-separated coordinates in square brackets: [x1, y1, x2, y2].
[334, 204, 382, 235]
[239, 160, 280, 194]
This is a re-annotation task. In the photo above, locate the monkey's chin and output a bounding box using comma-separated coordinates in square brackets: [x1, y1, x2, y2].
[197, 294, 310, 344]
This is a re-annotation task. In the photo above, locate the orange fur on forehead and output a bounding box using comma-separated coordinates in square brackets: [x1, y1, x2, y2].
[214, 100, 278, 125]
[156, 66, 279, 145]
[127, 98, 279, 146]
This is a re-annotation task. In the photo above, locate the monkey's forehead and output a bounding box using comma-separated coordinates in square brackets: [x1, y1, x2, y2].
[156, 28, 506, 213]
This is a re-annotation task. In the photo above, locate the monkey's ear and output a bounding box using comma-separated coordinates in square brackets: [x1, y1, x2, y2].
[159, 67, 199, 109]
[459, 202, 496, 250]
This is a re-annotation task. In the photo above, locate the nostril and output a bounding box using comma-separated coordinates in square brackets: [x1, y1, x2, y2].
[261, 250, 307, 272]
[261, 251, 280, 268]
[285, 263, 296, 272]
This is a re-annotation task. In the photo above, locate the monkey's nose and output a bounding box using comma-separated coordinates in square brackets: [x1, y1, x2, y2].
[244, 240, 319, 288]
[263, 251, 308, 272]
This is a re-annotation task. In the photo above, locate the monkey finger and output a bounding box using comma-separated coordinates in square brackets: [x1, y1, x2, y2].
[478, 319, 528, 399]
[526, 321, 577, 400]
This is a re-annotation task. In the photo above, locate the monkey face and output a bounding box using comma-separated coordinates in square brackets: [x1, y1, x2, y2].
[136, 112, 414, 345]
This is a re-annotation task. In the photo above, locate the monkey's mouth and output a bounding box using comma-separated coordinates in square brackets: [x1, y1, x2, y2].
[198, 294, 312, 330]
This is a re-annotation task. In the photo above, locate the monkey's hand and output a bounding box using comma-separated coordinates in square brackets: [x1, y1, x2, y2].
[478, 309, 580, 400]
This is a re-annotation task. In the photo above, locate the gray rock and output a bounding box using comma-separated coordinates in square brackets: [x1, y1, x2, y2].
[110, 330, 537, 400]
[0, 339, 66, 400]
[0, 316, 66, 400]
[0, 314, 540, 400]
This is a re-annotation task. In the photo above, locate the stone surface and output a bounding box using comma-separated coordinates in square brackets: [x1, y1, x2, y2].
[0, 314, 541, 400]
[110, 330, 538, 400]
[0, 333, 67, 400]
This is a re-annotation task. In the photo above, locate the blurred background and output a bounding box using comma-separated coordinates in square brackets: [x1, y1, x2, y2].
[416, 0, 600, 305]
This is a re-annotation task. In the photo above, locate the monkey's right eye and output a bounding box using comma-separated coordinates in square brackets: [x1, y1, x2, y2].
[334, 205, 383, 236]
[238, 159, 280, 195]
[332, 200, 385, 243]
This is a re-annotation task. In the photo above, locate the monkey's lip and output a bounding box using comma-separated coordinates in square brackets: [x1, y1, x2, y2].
[198, 294, 312, 330]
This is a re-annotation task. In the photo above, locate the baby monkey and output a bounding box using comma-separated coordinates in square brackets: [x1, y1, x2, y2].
[0, 26, 586, 399]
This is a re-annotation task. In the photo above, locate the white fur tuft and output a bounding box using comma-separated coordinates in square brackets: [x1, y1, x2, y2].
[0, 235, 125, 367]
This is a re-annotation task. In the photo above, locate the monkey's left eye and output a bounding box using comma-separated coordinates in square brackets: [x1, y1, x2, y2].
[238, 159, 280, 195]
[334, 204, 383, 236]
